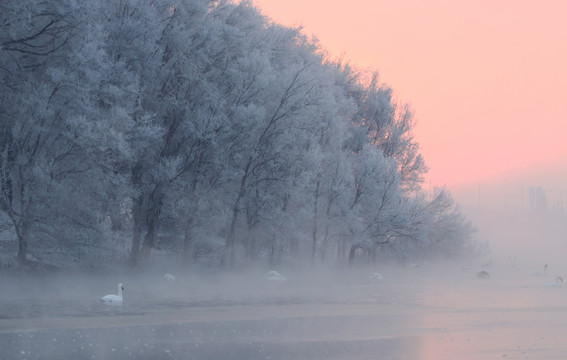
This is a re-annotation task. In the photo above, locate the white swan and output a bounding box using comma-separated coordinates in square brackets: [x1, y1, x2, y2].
[370, 272, 383, 280]
[545, 276, 564, 287]
[164, 273, 176, 283]
[533, 264, 548, 277]
[267, 270, 286, 282]
[101, 283, 124, 303]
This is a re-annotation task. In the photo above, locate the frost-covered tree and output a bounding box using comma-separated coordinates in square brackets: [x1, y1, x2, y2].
[93, 0, 219, 265]
[350, 73, 427, 192]
[0, 1, 74, 264]
[0, 0, 479, 269]
[199, 5, 330, 266]
[422, 188, 480, 258]
[0, 1, 138, 264]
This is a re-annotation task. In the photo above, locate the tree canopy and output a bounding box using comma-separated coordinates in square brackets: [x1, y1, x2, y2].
[0, 0, 481, 270]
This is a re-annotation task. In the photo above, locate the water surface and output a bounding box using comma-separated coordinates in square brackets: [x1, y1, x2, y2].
[1, 264, 566, 359]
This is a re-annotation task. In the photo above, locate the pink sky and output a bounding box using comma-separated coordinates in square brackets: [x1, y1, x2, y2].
[253, 0, 567, 188]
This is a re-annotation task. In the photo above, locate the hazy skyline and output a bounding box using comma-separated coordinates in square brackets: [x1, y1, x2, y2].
[253, 0, 567, 189]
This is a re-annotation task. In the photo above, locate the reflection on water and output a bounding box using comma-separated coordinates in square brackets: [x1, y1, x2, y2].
[2, 265, 567, 359]
[415, 271, 567, 359]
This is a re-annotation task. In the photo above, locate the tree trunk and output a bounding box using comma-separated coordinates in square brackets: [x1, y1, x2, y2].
[223, 157, 252, 267]
[182, 224, 194, 266]
[348, 244, 360, 267]
[140, 226, 155, 264]
[222, 199, 240, 267]
[337, 238, 346, 260]
[311, 179, 320, 263]
[140, 192, 160, 264]
[16, 221, 30, 265]
[269, 235, 280, 266]
[129, 196, 144, 266]
[129, 164, 144, 266]
[320, 225, 330, 263]
[130, 224, 142, 266]
[289, 237, 299, 257]
[269, 237, 275, 266]
[246, 234, 257, 260]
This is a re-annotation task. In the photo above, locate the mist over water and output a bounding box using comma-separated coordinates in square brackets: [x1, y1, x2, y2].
[452, 168, 567, 276]
[3, 172, 566, 360]
[2, 260, 567, 360]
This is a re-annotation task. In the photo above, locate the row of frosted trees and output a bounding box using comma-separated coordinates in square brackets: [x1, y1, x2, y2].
[0, 0, 479, 269]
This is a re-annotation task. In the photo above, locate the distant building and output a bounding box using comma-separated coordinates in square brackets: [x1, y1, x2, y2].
[529, 186, 547, 212]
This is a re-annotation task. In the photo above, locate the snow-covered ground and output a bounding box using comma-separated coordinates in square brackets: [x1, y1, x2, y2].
[1, 263, 567, 359]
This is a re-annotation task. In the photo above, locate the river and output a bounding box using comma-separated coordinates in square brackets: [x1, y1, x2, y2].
[1, 263, 566, 359]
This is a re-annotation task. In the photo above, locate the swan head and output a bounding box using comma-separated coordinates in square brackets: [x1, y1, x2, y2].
[118, 283, 124, 296]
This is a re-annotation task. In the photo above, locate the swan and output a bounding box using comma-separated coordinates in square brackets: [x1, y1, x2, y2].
[370, 272, 383, 280]
[267, 270, 286, 282]
[101, 283, 124, 303]
[476, 270, 490, 279]
[533, 264, 548, 277]
[544, 276, 563, 287]
[164, 273, 176, 283]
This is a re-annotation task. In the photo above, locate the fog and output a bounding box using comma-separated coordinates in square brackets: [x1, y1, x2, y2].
[2, 256, 567, 360]
[3, 169, 567, 360]
[452, 163, 567, 274]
